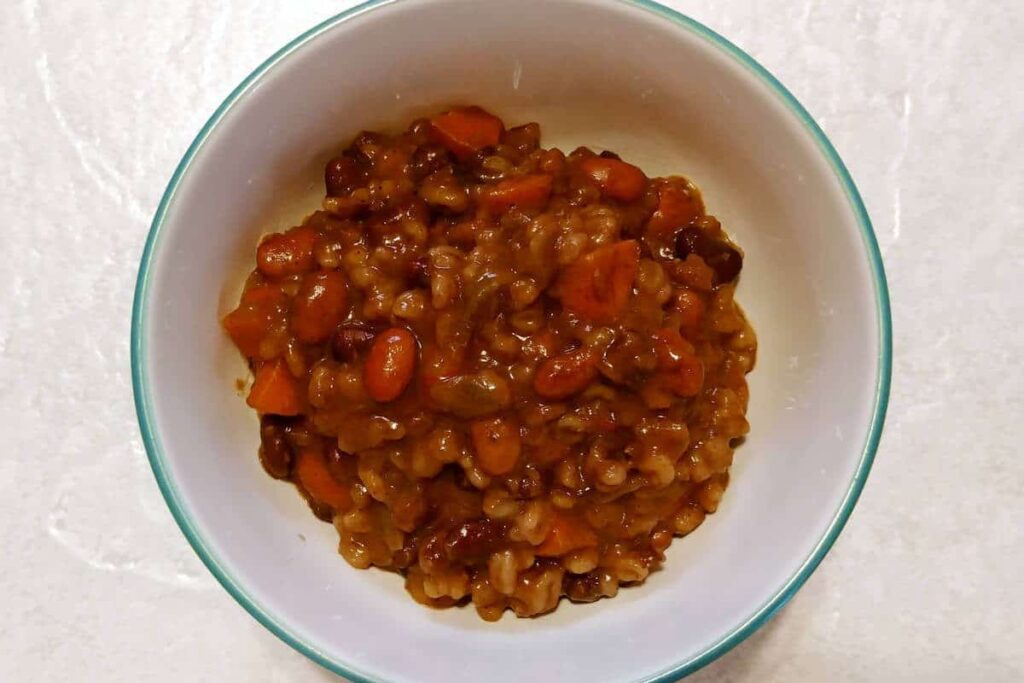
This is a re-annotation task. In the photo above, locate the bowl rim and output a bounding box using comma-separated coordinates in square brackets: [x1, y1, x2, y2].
[130, 0, 893, 680]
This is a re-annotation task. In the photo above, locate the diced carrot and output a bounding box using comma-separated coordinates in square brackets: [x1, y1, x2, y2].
[429, 106, 504, 160]
[558, 240, 640, 323]
[256, 226, 318, 278]
[222, 285, 285, 358]
[646, 183, 702, 242]
[580, 157, 647, 202]
[470, 416, 522, 475]
[223, 308, 266, 358]
[246, 359, 303, 415]
[533, 348, 598, 400]
[673, 289, 705, 331]
[536, 514, 598, 557]
[295, 448, 352, 511]
[291, 270, 348, 343]
[364, 327, 418, 402]
[481, 174, 553, 213]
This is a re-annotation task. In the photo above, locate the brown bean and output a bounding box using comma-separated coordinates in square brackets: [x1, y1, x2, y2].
[330, 321, 380, 361]
[258, 416, 296, 479]
[325, 155, 366, 197]
[409, 143, 453, 180]
[256, 227, 318, 278]
[444, 518, 509, 562]
[291, 270, 348, 343]
[428, 370, 512, 418]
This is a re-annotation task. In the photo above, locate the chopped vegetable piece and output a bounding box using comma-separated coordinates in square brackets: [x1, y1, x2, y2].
[222, 284, 285, 358]
[482, 174, 553, 213]
[580, 156, 647, 202]
[429, 106, 504, 160]
[558, 240, 640, 323]
[295, 448, 352, 510]
[247, 359, 303, 415]
[536, 514, 598, 556]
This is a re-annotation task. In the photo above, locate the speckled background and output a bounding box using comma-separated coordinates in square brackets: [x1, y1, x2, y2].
[2, 1, 1021, 680]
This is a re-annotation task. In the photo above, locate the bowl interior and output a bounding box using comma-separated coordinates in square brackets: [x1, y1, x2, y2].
[136, 1, 885, 681]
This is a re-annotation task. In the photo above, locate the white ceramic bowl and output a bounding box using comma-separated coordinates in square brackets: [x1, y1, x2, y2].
[132, 0, 891, 680]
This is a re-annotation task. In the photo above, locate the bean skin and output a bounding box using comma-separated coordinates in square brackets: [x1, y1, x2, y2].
[364, 328, 418, 402]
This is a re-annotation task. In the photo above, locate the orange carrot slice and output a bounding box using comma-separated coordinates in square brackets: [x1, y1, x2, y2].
[295, 448, 352, 511]
[429, 106, 504, 160]
[246, 359, 303, 415]
[222, 285, 285, 358]
[646, 183, 702, 241]
[558, 240, 640, 323]
[580, 157, 647, 202]
[481, 174, 553, 213]
[536, 514, 598, 557]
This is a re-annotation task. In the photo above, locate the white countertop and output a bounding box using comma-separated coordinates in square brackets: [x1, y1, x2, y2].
[2, 0, 1021, 680]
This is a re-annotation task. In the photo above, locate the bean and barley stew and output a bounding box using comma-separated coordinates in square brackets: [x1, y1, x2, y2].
[222, 107, 756, 620]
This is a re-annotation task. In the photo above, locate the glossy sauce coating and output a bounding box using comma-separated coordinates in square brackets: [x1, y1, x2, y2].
[223, 107, 756, 620]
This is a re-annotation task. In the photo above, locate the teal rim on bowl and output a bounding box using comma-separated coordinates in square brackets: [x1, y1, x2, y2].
[131, 1, 892, 680]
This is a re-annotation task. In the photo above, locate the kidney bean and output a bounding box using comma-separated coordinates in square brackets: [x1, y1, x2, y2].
[443, 518, 509, 562]
[325, 155, 366, 197]
[291, 270, 348, 343]
[330, 321, 380, 361]
[534, 348, 598, 399]
[258, 415, 296, 479]
[364, 327, 418, 402]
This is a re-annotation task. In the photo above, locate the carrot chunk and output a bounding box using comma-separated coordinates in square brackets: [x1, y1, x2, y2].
[222, 284, 285, 358]
[429, 106, 504, 160]
[247, 359, 302, 415]
[646, 183, 702, 242]
[536, 514, 598, 557]
[580, 157, 647, 202]
[481, 174, 553, 213]
[295, 448, 352, 511]
[558, 240, 640, 323]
